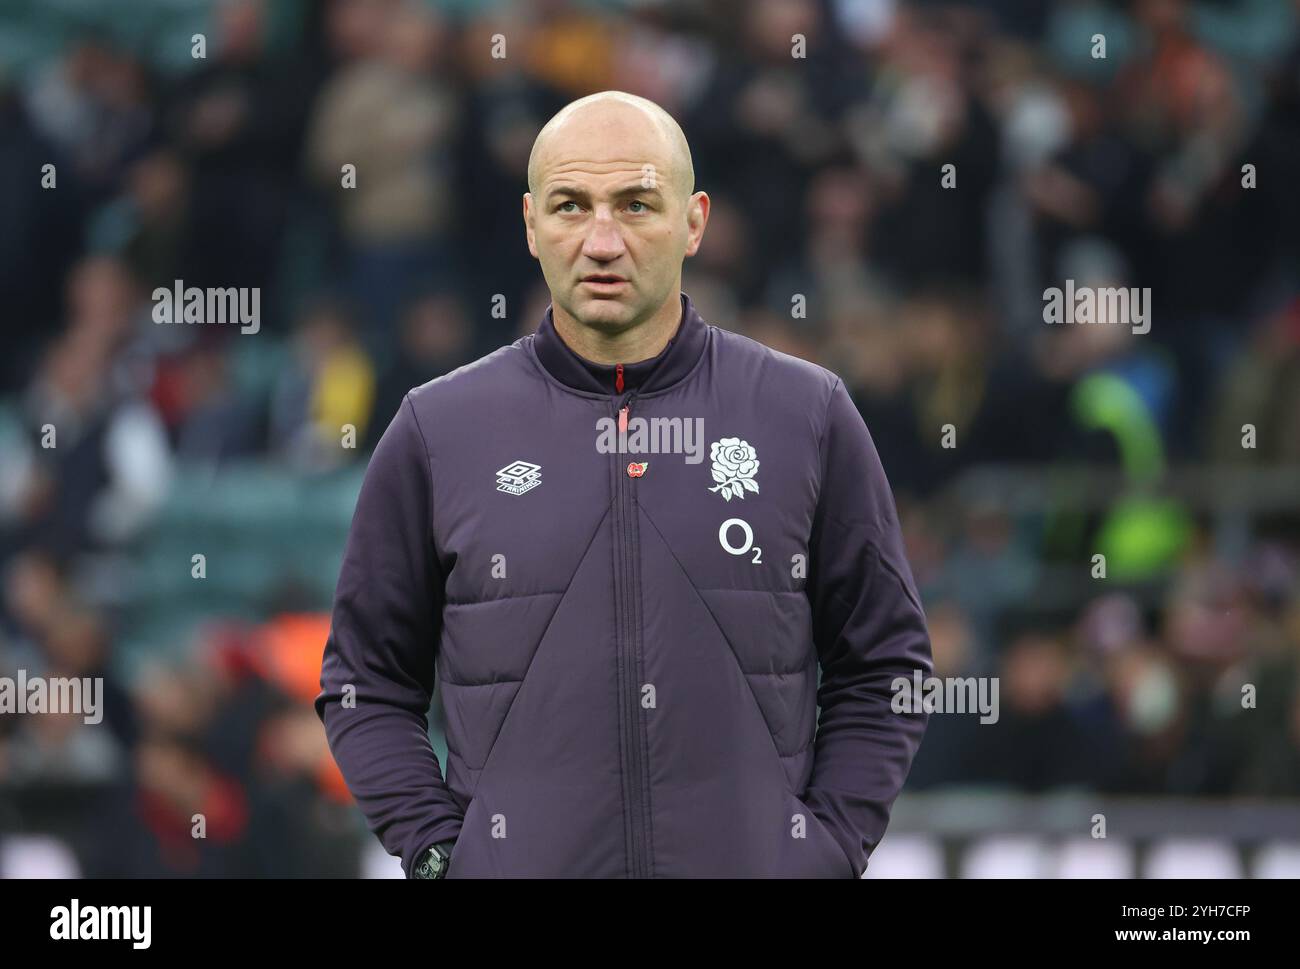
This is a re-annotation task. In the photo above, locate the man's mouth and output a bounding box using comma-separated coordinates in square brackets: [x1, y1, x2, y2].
[580, 275, 629, 296]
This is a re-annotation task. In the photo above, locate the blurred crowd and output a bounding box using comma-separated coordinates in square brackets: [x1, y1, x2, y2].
[1, 0, 1299, 876]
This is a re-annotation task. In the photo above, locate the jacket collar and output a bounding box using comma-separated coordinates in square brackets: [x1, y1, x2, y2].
[531, 291, 708, 396]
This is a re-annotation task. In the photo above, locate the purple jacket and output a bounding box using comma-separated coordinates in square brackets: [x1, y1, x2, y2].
[315, 292, 932, 877]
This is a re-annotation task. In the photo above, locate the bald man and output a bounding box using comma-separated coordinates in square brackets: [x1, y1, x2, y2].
[522, 91, 704, 365]
[317, 91, 933, 879]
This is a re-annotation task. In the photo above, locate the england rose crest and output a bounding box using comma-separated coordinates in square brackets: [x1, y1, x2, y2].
[708, 437, 759, 501]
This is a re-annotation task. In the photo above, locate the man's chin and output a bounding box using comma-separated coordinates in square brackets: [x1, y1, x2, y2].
[573, 295, 636, 330]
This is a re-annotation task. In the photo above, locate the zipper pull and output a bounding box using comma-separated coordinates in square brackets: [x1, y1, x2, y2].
[615, 363, 624, 394]
[618, 405, 629, 435]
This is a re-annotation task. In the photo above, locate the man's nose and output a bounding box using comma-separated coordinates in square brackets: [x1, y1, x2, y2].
[582, 209, 626, 261]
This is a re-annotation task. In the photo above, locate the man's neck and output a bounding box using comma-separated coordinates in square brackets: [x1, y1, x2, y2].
[552, 293, 683, 365]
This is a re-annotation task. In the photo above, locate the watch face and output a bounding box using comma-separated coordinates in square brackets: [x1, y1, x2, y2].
[414, 846, 448, 878]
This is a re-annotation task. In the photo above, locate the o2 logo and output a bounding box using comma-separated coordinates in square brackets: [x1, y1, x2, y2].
[718, 518, 762, 564]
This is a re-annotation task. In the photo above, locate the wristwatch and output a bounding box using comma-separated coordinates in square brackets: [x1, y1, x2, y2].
[411, 840, 456, 879]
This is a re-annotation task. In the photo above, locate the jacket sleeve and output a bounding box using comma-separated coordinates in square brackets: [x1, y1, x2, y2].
[803, 377, 933, 877]
[315, 392, 464, 876]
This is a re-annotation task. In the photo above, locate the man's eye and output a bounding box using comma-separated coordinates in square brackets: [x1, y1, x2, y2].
[628, 200, 648, 213]
[557, 201, 579, 213]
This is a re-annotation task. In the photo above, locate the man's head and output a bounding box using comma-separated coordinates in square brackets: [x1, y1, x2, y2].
[523, 91, 709, 338]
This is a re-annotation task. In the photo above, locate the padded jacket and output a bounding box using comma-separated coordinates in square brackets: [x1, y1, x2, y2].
[315, 291, 933, 878]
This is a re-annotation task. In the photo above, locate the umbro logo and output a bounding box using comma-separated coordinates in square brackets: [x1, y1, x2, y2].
[496, 460, 542, 496]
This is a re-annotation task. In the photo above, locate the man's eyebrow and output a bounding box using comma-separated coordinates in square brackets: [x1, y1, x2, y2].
[545, 184, 666, 202]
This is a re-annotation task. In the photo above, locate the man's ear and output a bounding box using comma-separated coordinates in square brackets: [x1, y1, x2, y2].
[684, 191, 710, 258]
[523, 193, 538, 259]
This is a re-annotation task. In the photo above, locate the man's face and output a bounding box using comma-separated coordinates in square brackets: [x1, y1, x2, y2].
[524, 105, 705, 335]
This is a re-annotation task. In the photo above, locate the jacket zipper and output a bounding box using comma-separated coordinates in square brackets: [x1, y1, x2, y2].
[611, 366, 650, 877]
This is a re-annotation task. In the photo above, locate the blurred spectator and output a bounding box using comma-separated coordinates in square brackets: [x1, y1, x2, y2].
[167, 0, 321, 304]
[24, 37, 155, 203]
[965, 630, 1098, 790]
[366, 289, 473, 447]
[306, 0, 459, 359]
[0, 258, 171, 563]
[269, 296, 376, 471]
[152, 340, 263, 466]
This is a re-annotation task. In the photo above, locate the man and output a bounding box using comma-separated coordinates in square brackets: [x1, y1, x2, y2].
[315, 91, 932, 878]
